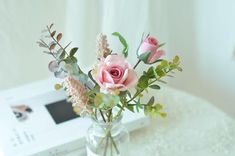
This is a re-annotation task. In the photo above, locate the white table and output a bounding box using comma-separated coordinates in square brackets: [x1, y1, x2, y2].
[129, 86, 235, 156]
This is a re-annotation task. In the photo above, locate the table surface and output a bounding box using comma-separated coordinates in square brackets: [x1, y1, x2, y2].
[65, 86, 235, 156]
[129, 86, 235, 156]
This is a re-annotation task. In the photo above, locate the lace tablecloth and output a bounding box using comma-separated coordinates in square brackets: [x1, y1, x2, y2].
[129, 86, 235, 156]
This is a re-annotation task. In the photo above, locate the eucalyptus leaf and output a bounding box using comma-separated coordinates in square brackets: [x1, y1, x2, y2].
[70, 47, 78, 56]
[50, 30, 56, 37]
[155, 103, 163, 111]
[94, 93, 120, 110]
[70, 56, 78, 63]
[173, 55, 180, 64]
[43, 51, 52, 55]
[54, 84, 63, 90]
[49, 23, 54, 29]
[54, 70, 67, 79]
[48, 60, 59, 72]
[78, 73, 88, 84]
[59, 51, 66, 59]
[56, 33, 62, 42]
[177, 67, 183, 72]
[149, 84, 161, 90]
[147, 96, 155, 105]
[49, 43, 56, 50]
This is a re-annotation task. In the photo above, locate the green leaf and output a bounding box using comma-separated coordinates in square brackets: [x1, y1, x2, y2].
[127, 104, 135, 113]
[155, 103, 163, 111]
[149, 84, 161, 90]
[177, 66, 183, 72]
[135, 98, 143, 112]
[147, 96, 155, 105]
[94, 93, 120, 110]
[173, 55, 180, 64]
[59, 51, 66, 59]
[70, 47, 78, 56]
[159, 42, 166, 48]
[137, 75, 149, 89]
[63, 58, 72, 64]
[160, 60, 169, 68]
[144, 105, 150, 116]
[70, 56, 77, 63]
[160, 112, 167, 118]
[138, 52, 151, 63]
[86, 85, 99, 96]
[94, 93, 104, 107]
[112, 32, 128, 57]
[126, 90, 132, 98]
[156, 69, 166, 77]
[147, 66, 154, 75]
[157, 79, 167, 84]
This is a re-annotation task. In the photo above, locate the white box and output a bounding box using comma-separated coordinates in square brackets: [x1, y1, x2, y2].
[0, 79, 149, 156]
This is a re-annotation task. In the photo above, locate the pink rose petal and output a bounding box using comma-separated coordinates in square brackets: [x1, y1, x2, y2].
[93, 54, 138, 93]
[147, 50, 165, 64]
[124, 69, 138, 88]
[102, 70, 114, 84]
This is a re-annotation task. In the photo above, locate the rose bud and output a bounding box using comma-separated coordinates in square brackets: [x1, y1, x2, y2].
[138, 36, 165, 64]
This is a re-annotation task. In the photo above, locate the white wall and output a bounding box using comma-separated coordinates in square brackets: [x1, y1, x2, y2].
[0, 0, 234, 117]
[0, 0, 67, 90]
[165, 0, 235, 117]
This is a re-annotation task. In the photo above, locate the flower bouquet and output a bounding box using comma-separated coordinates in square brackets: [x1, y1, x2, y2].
[37, 23, 182, 156]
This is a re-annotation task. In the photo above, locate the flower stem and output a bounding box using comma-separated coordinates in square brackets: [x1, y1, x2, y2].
[133, 60, 141, 69]
[103, 133, 109, 156]
[108, 131, 119, 154]
[99, 109, 106, 122]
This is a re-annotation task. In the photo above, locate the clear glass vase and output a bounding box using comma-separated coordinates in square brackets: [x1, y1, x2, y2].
[86, 113, 129, 156]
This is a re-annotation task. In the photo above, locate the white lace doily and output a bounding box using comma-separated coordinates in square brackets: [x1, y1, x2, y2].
[130, 87, 235, 156]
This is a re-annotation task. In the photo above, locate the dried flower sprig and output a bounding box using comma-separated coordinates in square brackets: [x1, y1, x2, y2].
[64, 77, 92, 116]
[96, 33, 111, 59]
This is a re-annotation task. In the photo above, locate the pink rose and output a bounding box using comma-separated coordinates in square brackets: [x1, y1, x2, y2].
[138, 36, 165, 64]
[93, 54, 138, 93]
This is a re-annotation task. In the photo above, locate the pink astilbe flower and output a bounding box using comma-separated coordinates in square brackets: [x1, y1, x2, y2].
[96, 33, 111, 59]
[63, 77, 92, 117]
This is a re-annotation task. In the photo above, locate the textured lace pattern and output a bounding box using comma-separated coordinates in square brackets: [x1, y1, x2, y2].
[130, 87, 235, 156]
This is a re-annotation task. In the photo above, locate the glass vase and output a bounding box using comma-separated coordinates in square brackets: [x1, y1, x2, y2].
[86, 113, 129, 156]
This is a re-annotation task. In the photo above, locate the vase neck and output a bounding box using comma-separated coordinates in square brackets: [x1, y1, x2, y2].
[91, 112, 123, 132]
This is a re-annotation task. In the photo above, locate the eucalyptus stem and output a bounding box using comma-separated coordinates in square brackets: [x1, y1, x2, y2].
[46, 26, 70, 56]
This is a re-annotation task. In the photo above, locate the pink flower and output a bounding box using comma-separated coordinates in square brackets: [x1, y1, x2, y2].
[92, 54, 138, 93]
[63, 77, 93, 117]
[138, 36, 165, 64]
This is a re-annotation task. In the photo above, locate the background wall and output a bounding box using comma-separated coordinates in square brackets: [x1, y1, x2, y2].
[0, 0, 234, 117]
[0, 0, 67, 89]
[165, 0, 235, 117]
